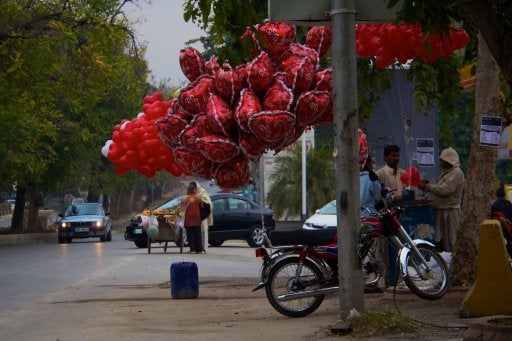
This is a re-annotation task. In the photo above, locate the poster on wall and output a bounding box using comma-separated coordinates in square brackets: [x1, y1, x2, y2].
[480, 116, 502, 147]
[416, 138, 435, 167]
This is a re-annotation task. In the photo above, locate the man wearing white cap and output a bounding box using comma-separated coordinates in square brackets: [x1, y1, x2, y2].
[419, 147, 465, 252]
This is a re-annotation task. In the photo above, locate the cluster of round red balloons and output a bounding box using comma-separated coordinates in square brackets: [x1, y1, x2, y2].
[101, 93, 184, 178]
[102, 20, 469, 189]
[356, 22, 470, 68]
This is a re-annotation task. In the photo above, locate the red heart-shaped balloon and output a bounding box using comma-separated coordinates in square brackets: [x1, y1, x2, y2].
[205, 94, 236, 136]
[178, 76, 214, 114]
[247, 51, 274, 94]
[287, 43, 319, 67]
[248, 110, 295, 142]
[156, 113, 189, 149]
[180, 114, 210, 151]
[205, 55, 220, 76]
[169, 100, 193, 121]
[239, 131, 267, 159]
[306, 26, 332, 58]
[215, 155, 251, 189]
[235, 63, 248, 86]
[284, 57, 315, 94]
[196, 135, 240, 163]
[263, 80, 294, 111]
[215, 65, 244, 105]
[314, 68, 333, 92]
[278, 54, 303, 72]
[256, 20, 296, 62]
[174, 148, 217, 179]
[311, 100, 333, 126]
[294, 90, 331, 126]
[179, 47, 205, 82]
[272, 71, 286, 84]
[235, 88, 261, 133]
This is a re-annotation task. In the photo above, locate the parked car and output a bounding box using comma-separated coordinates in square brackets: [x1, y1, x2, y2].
[125, 193, 275, 248]
[302, 200, 337, 230]
[208, 193, 275, 247]
[57, 203, 112, 244]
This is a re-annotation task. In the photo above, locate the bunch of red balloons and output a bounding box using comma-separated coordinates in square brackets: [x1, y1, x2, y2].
[101, 93, 184, 178]
[401, 166, 422, 187]
[102, 20, 469, 189]
[356, 22, 470, 68]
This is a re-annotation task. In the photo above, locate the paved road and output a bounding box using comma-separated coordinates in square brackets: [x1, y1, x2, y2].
[0, 229, 262, 340]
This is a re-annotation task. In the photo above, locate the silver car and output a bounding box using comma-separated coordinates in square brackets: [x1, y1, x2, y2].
[57, 203, 111, 244]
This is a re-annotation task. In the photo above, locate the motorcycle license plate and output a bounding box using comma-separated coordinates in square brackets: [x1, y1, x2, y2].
[75, 227, 89, 232]
[134, 228, 143, 234]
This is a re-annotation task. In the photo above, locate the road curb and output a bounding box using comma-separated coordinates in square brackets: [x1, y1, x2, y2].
[0, 233, 55, 246]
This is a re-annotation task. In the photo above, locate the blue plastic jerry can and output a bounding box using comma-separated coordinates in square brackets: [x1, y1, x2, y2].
[170, 262, 199, 299]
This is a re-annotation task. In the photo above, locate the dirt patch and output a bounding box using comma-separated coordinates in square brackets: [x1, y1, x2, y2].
[37, 277, 473, 341]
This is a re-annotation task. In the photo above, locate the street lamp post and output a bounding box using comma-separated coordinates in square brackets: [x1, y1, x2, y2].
[330, 0, 364, 318]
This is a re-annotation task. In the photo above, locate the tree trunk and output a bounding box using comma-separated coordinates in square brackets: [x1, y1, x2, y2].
[25, 205, 41, 232]
[470, 0, 512, 91]
[11, 188, 26, 233]
[25, 187, 46, 232]
[450, 33, 502, 287]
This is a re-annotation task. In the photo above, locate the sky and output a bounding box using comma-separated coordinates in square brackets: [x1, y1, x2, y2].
[126, 0, 205, 84]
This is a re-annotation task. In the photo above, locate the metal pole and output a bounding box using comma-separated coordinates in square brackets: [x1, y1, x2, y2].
[331, 0, 364, 319]
[301, 133, 307, 223]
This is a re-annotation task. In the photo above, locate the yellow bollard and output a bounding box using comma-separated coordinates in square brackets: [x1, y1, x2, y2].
[460, 220, 512, 317]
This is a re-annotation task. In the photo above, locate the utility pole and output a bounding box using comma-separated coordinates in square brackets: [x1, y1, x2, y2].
[330, 0, 364, 319]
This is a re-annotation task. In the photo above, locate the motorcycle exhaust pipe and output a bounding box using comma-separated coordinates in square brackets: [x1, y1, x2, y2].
[277, 286, 339, 302]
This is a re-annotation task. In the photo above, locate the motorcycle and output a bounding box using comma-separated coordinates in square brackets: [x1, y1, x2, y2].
[253, 205, 449, 317]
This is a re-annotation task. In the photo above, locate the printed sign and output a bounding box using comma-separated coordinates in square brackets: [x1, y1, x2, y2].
[416, 138, 435, 167]
[480, 116, 502, 147]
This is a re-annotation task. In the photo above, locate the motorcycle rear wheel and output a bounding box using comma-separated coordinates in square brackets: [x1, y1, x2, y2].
[265, 256, 325, 317]
[403, 245, 449, 300]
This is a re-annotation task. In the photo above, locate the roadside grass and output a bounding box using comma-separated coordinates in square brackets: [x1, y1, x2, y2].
[351, 306, 421, 337]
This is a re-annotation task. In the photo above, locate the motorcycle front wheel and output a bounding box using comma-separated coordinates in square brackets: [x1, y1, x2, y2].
[403, 245, 449, 300]
[265, 256, 325, 317]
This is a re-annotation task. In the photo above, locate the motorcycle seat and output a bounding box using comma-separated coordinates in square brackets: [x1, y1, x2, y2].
[269, 228, 337, 246]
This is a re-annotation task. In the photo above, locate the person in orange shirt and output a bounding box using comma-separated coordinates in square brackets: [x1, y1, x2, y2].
[180, 183, 204, 254]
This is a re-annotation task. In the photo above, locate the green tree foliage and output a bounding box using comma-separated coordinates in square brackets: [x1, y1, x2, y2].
[0, 0, 149, 230]
[183, 0, 267, 64]
[266, 147, 335, 218]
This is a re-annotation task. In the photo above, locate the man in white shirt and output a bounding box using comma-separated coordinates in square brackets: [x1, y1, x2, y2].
[375, 144, 406, 287]
[376, 145, 406, 202]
